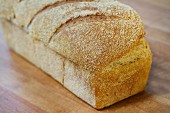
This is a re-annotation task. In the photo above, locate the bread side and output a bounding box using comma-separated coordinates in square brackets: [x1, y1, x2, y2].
[1, 20, 96, 106]
[93, 39, 152, 108]
[1, 20, 151, 109]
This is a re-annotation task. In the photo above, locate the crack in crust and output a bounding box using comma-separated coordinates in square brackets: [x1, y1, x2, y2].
[14, 0, 93, 28]
[29, 1, 141, 43]
[27, 1, 145, 72]
[49, 16, 145, 71]
[27, 0, 93, 29]
[49, 15, 123, 43]
[0, 0, 146, 72]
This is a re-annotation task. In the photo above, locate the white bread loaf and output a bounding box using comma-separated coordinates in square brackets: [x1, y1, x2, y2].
[0, 0, 152, 109]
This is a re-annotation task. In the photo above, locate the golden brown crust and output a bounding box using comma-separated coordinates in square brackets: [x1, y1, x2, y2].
[27, 1, 144, 71]
[92, 39, 152, 108]
[49, 16, 145, 72]
[0, 0, 145, 72]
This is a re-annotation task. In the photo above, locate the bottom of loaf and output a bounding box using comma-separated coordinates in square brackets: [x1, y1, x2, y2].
[1, 20, 152, 109]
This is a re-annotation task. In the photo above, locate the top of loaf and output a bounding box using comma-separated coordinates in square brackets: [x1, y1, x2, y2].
[0, 0, 145, 72]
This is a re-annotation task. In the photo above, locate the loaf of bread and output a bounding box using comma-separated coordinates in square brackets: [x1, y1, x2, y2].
[0, 0, 152, 109]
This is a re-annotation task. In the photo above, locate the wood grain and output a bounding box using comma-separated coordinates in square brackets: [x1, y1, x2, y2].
[0, 0, 170, 112]
[0, 86, 46, 113]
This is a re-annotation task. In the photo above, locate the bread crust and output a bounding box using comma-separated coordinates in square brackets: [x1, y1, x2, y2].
[1, 0, 145, 72]
[1, 20, 151, 109]
[0, 0, 152, 109]
[14, 0, 93, 28]
[49, 16, 144, 72]
[92, 39, 152, 108]
[1, 20, 96, 106]
[27, 1, 144, 71]
[0, 0, 20, 19]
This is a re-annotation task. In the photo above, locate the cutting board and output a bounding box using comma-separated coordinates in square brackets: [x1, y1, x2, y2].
[0, 0, 170, 112]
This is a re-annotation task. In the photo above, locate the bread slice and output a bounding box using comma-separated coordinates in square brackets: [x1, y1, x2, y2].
[1, 20, 151, 109]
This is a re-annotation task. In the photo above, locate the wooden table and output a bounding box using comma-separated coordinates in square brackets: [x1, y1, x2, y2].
[0, 0, 170, 112]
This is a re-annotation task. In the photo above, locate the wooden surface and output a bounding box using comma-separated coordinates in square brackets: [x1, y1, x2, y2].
[0, 0, 170, 112]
